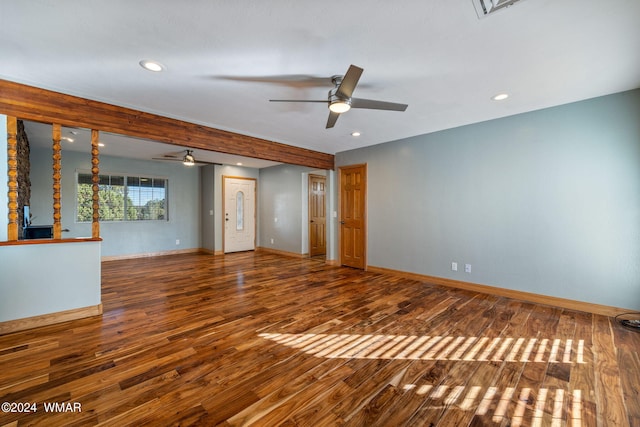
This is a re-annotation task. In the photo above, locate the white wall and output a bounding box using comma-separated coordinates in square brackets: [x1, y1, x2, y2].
[335, 90, 640, 310]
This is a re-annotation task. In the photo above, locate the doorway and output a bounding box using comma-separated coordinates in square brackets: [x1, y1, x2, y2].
[308, 174, 326, 257]
[223, 176, 256, 253]
[339, 164, 366, 269]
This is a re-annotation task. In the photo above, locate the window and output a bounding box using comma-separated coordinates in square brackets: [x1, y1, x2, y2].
[126, 176, 167, 220]
[76, 172, 167, 222]
[236, 191, 244, 230]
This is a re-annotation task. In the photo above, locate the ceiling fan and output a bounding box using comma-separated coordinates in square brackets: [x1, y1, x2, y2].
[269, 65, 408, 129]
[152, 149, 220, 166]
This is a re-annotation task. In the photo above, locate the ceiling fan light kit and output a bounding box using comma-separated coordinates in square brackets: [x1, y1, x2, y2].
[270, 64, 408, 129]
[328, 75, 352, 113]
[182, 150, 196, 166]
[329, 99, 352, 113]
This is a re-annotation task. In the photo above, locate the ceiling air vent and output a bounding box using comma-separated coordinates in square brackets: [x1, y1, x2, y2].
[472, 0, 526, 18]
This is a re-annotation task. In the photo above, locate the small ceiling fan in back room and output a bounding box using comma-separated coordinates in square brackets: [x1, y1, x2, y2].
[152, 149, 220, 166]
[269, 65, 408, 129]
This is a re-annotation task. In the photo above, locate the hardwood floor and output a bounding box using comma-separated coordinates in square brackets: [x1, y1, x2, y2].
[1, 252, 639, 426]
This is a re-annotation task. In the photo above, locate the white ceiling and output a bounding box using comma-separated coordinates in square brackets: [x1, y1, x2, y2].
[2, 0, 640, 165]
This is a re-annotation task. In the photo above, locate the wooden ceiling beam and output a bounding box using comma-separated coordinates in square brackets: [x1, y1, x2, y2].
[0, 79, 334, 170]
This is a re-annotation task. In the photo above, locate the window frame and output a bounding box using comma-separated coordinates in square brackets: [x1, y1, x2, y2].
[75, 170, 169, 223]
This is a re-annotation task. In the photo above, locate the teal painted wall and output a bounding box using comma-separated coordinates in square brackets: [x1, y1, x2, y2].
[0, 116, 6, 242]
[200, 165, 215, 252]
[336, 90, 640, 310]
[258, 164, 326, 254]
[0, 241, 101, 322]
[29, 149, 201, 257]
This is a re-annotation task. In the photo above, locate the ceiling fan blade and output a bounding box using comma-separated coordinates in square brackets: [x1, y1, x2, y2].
[326, 111, 340, 129]
[269, 99, 328, 103]
[152, 157, 181, 161]
[350, 97, 408, 111]
[153, 157, 220, 166]
[336, 65, 363, 99]
[216, 75, 334, 88]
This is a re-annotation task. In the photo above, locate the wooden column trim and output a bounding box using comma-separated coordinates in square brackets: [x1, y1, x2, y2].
[52, 123, 62, 239]
[91, 129, 100, 238]
[6, 116, 18, 241]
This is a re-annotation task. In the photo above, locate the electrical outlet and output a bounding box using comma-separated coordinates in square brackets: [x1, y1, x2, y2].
[451, 262, 458, 271]
[270, 238, 274, 244]
[176, 239, 180, 245]
[465, 264, 472, 273]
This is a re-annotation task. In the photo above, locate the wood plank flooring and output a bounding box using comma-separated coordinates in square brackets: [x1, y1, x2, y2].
[1, 251, 639, 426]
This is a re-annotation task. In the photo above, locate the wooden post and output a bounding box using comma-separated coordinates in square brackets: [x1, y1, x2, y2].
[52, 124, 62, 239]
[7, 116, 18, 241]
[91, 129, 100, 238]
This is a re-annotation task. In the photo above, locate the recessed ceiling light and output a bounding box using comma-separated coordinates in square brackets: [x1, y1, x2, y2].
[61, 136, 74, 143]
[236, 162, 243, 166]
[139, 60, 165, 72]
[98, 142, 105, 147]
[492, 93, 509, 101]
[351, 131, 361, 137]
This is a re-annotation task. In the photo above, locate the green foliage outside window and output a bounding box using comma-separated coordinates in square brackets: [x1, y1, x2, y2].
[76, 173, 167, 222]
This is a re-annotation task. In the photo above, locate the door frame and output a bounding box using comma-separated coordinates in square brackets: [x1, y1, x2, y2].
[338, 164, 367, 269]
[308, 173, 327, 257]
[222, 175, 257, 254]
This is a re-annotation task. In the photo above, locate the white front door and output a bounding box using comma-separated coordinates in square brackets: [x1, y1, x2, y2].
[223, 177, 256, 253]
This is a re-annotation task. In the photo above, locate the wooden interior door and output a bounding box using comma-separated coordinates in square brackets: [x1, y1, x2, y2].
[309, 174, 326, 257]
[223, 176, 256, 253]
[339, 165, 366, 269]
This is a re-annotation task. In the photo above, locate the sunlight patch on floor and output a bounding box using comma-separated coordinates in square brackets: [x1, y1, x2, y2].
[398, 383, 582, 426]
[259, 333, 585, 363]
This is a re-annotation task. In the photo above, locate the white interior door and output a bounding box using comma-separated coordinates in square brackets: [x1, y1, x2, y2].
[224, 177, 256, 253]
